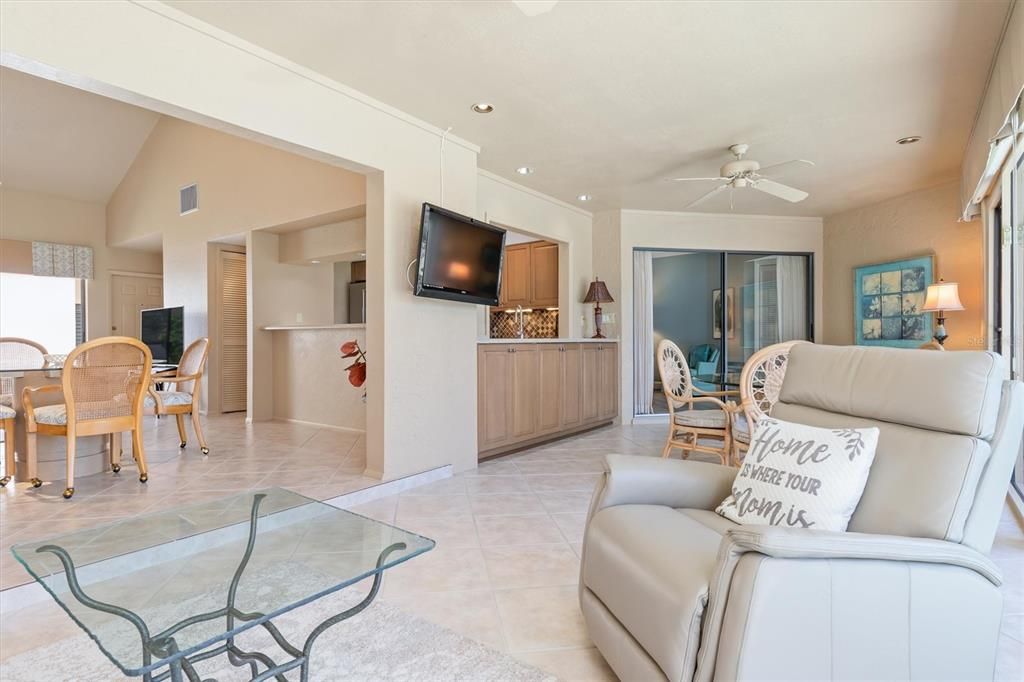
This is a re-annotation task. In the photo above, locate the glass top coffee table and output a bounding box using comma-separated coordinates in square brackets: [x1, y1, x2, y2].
[11, 488, 434, 681]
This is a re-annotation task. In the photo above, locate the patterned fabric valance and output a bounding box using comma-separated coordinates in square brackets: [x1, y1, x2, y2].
[31, 241, 94, 279]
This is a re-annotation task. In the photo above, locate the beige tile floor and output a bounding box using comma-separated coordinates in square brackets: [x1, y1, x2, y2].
[1, 422, 1022, 681]
[0, 413, 377, 590]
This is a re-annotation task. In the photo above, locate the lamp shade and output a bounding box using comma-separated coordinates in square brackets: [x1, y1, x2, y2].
[922, 280, 964, 312]
[583, 279, 614, 303]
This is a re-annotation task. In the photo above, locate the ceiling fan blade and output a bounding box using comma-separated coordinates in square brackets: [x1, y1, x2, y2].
[754, 178, 808, 203]
[665, 176, 729, 182]
[756, 159, 815, 176]
[684, 184, 728, 208]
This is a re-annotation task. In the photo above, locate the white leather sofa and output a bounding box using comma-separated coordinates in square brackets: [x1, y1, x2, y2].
[580, 344, 1023, 681]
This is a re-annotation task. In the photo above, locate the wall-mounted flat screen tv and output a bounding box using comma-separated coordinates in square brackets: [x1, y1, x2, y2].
[141, 306, 184, 364]
[414, 203, 506, 306]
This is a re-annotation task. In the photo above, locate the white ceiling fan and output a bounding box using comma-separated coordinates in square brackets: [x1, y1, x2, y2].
[666, 144, 814, 209]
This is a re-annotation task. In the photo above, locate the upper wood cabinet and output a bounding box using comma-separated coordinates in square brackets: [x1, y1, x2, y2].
[498, 240, 559, 309]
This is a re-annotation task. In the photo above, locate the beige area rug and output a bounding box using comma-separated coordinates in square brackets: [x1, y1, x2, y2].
[1, 563, 555, 682]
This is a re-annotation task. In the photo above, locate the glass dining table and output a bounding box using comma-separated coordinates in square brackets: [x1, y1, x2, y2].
[11, 487, 435, 681]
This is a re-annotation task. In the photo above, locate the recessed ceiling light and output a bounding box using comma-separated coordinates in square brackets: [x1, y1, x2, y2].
[310, 260, 320, 264]
[359, 252, 366, 258]
[577, 194, 592, 202]
[471, 102, 494, 114]
[897, 136, 922, 145]
[516, 166, 534, 175]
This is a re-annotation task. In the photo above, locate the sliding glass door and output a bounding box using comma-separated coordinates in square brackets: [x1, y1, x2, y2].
[635, 248, 813, 416]
[997, 133, 1023, 499]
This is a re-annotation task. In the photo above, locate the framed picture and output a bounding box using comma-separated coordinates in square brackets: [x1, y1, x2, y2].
[713, 288, 735, 340]
[854, 255, 934, 348]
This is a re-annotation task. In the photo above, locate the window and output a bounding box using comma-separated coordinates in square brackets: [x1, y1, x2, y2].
[0, 273, 86, 354]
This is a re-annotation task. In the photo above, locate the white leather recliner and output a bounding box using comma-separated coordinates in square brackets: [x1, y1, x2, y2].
[580, 344, 1023, 681]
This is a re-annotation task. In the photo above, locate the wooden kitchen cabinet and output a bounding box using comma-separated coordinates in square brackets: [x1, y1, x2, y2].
[478, 341, 618, 458]
[496, 240, 559, 309]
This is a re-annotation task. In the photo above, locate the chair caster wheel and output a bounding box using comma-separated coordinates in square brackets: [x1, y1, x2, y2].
[0, 475, 10, 487]
[30, 478, 43, 488]
[201, 447, 209, 455]
[179, 441, 187, 449]
[139, 473, 148, 483]
[62, 487, 75, 499]
[112, 464, 121, 473]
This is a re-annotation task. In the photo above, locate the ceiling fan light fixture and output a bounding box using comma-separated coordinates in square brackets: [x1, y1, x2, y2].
[897, 136, 922, 145]
[471, 102, 494, 114]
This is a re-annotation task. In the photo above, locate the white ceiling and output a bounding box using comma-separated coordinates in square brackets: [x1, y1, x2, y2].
[0, 67, 160, 204]
[165, 0, 1011, 217]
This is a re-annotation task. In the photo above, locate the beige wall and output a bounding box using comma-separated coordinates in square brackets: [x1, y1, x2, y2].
[278, 218, 366, 265]
[598, 208, 824, 420]
[271, 327, 367, 431]
[823, 181, 985, 350]
[477, 170, 593, 338]
[0, 187, 162, 340]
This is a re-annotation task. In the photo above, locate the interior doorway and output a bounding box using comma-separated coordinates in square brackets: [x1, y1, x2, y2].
[110, 273, 163, 338]
[213, 247, 248, 413]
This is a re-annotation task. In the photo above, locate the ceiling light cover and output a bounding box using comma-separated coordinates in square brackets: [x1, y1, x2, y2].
[577, 194, 592, 201]
[516, 166, 534, 175]
[897, 136, 922, 145]
[471, 103, 494, 114]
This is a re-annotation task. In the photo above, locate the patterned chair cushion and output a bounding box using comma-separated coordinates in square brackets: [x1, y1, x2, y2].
[0, 404, 15, 419]
[144, 391, 193, 408]
[673, 409, 727, 429]
[734, 415, 751, 443]
[34, 404, 67, 425]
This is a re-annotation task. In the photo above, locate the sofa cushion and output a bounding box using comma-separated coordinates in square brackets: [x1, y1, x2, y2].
[34, 404, 67, 425]
[779, 344, 1004, 439]
[716, 417, 879, 532]
[144, 391, 192, 408]
[674, 409, 728, 429]
[772, 402, 990, 543]
[0, 404, 15, 419]
[583, 505, 734, 682]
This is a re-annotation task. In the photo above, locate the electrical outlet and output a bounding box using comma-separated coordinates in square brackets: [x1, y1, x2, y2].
[296, 312, 304, 324]
[604, 313, 616, 323]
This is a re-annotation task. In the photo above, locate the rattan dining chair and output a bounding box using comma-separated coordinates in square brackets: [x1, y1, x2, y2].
[732, 340, 808, 464]
[0, 377, 15, 487]
[22, 336, 152, 498]
[144, 337, 210, 455]
[0, 337, 48, 370]
[656, 339, 736, 465]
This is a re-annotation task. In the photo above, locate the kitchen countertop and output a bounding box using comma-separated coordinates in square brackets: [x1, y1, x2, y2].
[263, 323, 366, 331]
[477, 337, 617, 344]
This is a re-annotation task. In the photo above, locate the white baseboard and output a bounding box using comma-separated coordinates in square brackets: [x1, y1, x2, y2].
[0, 465, 451, 614]
[631, 413, 669, 425]
[274, 417, 367, 434]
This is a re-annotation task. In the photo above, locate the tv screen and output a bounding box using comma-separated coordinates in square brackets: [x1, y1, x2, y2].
[414, 203, 506, 306]
[140, 306, 184, 364]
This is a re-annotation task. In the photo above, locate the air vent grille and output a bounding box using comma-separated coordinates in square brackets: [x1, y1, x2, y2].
[179, 183, 198, 215]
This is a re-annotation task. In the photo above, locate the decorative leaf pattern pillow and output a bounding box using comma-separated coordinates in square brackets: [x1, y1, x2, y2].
[716, 417, 880, 532]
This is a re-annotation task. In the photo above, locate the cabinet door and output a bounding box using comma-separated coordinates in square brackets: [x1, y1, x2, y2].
[561, 343, 582, 428]
[537, 344, 564, 434]
[530, 241, 559, 307]
[502, 245, 531, 307]
[581, 344, 601, 422]
[478, 345, 513, 451]
[510, 345, 539, 439]
[598, 344, 619, 420]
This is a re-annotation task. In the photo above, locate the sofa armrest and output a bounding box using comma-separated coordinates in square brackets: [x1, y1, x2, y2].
[726, 527, 1002, 586]
[590, 454, 736, 515]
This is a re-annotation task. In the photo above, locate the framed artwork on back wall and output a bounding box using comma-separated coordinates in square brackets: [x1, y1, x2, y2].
[854, 255, 934, 347]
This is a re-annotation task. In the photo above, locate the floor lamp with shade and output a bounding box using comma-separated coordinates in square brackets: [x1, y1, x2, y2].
[584, 279, 615, 339]
[922, 279, 964, 346]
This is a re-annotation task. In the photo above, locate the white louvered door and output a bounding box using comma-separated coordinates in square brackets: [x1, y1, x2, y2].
[218, 251, 248, 413]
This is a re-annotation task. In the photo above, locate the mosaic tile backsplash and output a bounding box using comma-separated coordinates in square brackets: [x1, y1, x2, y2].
[490, 309, 559, 338]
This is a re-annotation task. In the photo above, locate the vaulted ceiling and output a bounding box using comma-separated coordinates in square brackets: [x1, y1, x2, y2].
[164, 0, 1011, 216]
[0, 67, 160, 204]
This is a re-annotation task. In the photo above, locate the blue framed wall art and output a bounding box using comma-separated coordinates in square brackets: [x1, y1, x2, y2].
[853, 255, 934, 348]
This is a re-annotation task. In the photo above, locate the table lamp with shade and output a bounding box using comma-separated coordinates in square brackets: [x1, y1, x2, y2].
[922, 279, 964, 346]
[583, 279, 614, 338]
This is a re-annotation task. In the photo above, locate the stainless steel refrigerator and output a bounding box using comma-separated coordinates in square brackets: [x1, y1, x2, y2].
[348, 281, 367, 324]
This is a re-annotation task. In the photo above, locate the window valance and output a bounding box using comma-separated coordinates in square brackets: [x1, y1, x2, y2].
[30, 241, 94, 279]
